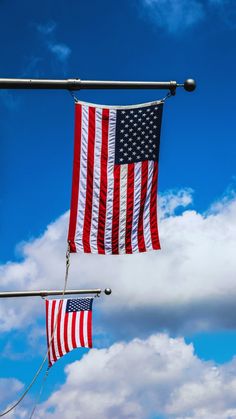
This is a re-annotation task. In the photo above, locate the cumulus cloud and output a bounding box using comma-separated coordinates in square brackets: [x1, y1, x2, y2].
[140, 0, 236, 33]
[31, 333, 236, 419]
[1, 188, 236, 340]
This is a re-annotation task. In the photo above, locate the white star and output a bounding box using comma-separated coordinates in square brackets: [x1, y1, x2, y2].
[121, 120, 125, 123]
[121, 111, 125, 114]
[125, 115, 129, 119]
[133, 132, 137, 136]
[138, 127, 141, 131]
[132, 151, 136, 155]
[141, 150, 144, 154]
[150, 121, 153, 125]
[153, 125, 157, 129]
[119, 148, 124, 152]
[145, 154, 149, 158]
[137, 146, 141, 150]
[142, 131, 145, 135]
[120, 138, 124, 143]
[124, 152, 128, 156]
[145, 135, 149, 139]
[130, 110, 134, 114]
[125, 124, 129, 128]
[124, 143, 128, 147]
[129, 128, 133, 132]
[142, 121, 146, 125]
[128, 156, 132, 161]
[120, 158, 124, 162]
[128, 147, 132, 151]
[125, 133, 129, 137]
[120, 129, 124, 133]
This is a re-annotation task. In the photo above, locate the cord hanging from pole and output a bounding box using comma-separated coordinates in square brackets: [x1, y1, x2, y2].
[0, 245, 70, 417]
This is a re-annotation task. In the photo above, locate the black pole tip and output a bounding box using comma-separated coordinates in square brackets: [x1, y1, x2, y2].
[104, 288, 112, 295]
[184, 79, 196, 92]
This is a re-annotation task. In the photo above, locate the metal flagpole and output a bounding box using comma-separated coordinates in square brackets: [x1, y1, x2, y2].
[0, 288, 112, 298]
[0, 78, 196, 92]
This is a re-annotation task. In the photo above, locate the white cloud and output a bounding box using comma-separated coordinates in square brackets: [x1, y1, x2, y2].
[1, 189, 236, 338]
[0, 378, 24, 405]
[32, 333, 236, 419]
[35, 21, 71, 63]
[140, 0, 236, 32]
[47, 42, 71, 62]
[36, 21, 57, 35]
[140, 0, 205, 33]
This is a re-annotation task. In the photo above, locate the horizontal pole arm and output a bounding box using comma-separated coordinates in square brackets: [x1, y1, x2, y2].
[0, 78, 196, 91]
[0, 288, 112, 298]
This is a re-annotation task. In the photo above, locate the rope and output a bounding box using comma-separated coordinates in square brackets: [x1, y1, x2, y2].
[0, 245, 71, 417]
[29, 367, 49, 419]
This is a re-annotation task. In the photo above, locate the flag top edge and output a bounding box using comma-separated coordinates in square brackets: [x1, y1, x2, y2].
[74, 99, 164, 110]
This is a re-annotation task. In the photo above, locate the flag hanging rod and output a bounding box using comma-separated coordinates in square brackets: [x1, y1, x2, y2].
[0, 78, 196, 92]
[0, 288, 112, 298]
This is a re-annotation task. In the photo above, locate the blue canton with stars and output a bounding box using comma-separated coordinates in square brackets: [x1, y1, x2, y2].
[115, 102, 163, 165]
[66, 298, 93, 312]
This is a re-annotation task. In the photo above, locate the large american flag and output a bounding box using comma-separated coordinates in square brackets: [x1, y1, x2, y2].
[68, 100, 163, 254]
[45, 298, 93, 367]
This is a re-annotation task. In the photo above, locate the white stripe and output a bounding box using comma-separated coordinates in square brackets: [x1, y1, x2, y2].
[75, 312, 81, 348]
[59, 300, 67, 356]
[90, 108, 102, 252]
[74, 99, 163, 110]
[53, 300, 61, 360]
[83, 311, 89, 347]
[143, 161, 154, 251]
[131, 161, 142, 253]
[67, 312, 74, 352]
[118, 164, 128, 254]
[75, 105, 89, 252]
[104, 109, 116, 254]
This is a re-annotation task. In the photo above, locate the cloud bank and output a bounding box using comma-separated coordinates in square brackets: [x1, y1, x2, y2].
[1, 188, 236, 339]
[33, 333, 236, 419]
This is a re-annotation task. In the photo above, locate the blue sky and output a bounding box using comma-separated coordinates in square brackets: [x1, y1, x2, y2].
[0, 0, 236, 418]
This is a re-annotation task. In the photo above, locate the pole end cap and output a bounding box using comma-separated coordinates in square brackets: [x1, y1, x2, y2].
[104, 288, 112, 295]
[184, 79, 196, 92]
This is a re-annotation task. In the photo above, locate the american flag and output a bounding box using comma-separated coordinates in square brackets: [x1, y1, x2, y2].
[45, 298, 93, 367]
[68, 100, 163, 254]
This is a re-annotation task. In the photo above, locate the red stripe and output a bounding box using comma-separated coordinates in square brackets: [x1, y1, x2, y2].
[68, 104, 82, 253]
[56, 301, 63, 358]
[150, 162, 161, 250]
[97, 108, 109, 254]
[125, 164, 135, 254]
[83, 107, 96, 253]
[45, 300, 50, 365]
[50, 301, 57, 364]
[79, 311, 85, 347]
[87, 311, 92, 348]
[64, 313, 70, 353]
[138, 161, 149, 252]
[112, 165, 120, 254]
[71, 312, 77, 349]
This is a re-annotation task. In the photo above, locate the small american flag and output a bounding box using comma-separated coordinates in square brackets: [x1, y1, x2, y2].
[45, 298, 93, 367]
[68, 100, 163, 254]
